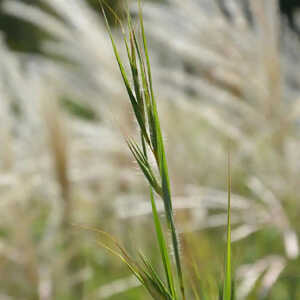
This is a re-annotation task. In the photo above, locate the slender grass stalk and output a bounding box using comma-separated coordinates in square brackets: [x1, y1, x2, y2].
[223, 151, 232, 300]
[149, 188, 176, 298]
[101, 1, 186, 298]
[137, 2, 186, 298]
[101, 2, 234, 299]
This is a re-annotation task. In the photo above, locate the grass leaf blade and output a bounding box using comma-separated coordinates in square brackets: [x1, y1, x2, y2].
[150, 188, 176, 298]
[223, 151, 232, 300]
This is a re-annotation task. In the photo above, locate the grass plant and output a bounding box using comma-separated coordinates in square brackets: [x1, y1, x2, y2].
[101, 1, 233, 299]
[1, 0, 300, 298]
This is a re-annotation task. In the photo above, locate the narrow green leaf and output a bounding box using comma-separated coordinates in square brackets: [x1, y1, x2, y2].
[150, 189, 176, 298]
[137, 3, 186, 298]
[223, 151, 232, 300]
[103, 2, 188, 299]
[154, 104, 185, 299]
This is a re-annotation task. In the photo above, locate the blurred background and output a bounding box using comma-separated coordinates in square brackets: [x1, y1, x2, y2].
[0, 0, 300, 299]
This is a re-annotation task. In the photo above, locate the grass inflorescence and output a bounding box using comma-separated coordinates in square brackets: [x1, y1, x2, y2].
[101, 1, 234, 299]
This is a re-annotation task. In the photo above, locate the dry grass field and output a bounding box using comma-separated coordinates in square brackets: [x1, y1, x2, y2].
[0, 0, 300, 299]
